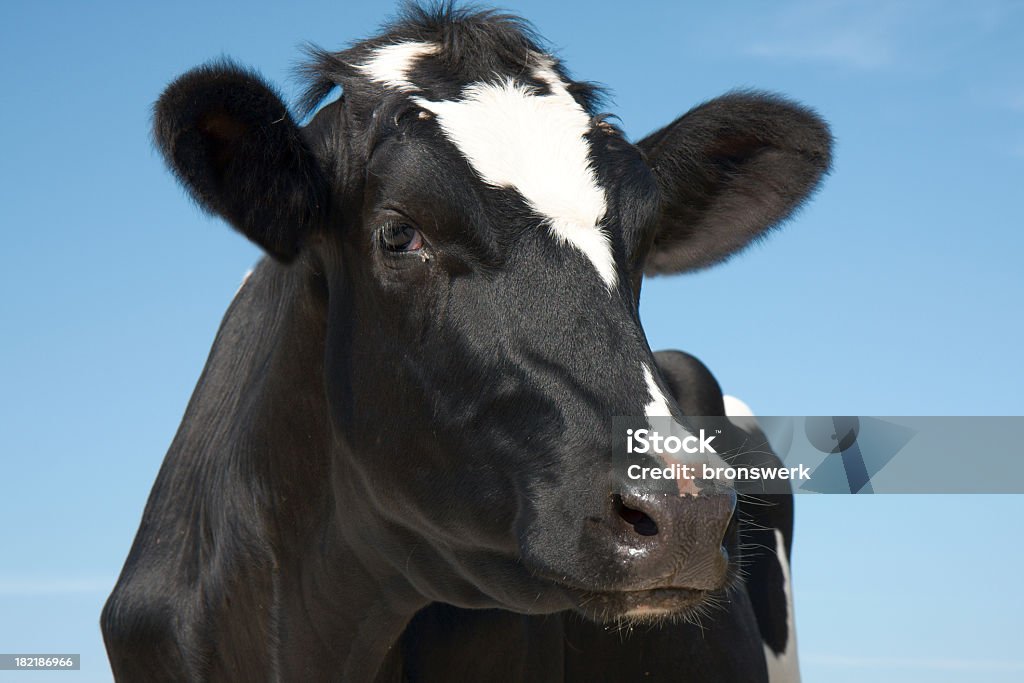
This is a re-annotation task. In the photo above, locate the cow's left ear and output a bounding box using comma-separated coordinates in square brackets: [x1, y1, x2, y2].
[154, 61, 329, 262]
[638, 91, 832, 275]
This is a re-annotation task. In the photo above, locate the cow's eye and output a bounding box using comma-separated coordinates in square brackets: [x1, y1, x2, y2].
[378, 221, 424, 253]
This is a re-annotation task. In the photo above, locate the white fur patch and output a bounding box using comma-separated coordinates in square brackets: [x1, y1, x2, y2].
[723, 394, 754, 418]
[642, 364, 673, 418]
[725, 394, 761, 435]
[357, 41, 439, 92]
[764, 528, 801, 683]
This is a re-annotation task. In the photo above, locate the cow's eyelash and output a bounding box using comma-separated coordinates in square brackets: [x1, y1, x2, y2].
[376, 218, 425, 254]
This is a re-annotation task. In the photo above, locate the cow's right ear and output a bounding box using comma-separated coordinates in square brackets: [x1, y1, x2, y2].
[154, 61, 328, 262]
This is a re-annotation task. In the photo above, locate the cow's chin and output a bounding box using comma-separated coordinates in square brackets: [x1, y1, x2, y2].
[563, 586, 716, 625]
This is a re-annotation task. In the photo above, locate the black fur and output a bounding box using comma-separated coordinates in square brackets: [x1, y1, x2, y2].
[154, 61, 328, 261]
[297, 4, 604, 121]
[640, 91, 833, 274]
[105, 5, 827, 681]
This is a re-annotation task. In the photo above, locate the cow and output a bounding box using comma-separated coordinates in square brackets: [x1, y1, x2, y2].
[101, 6, 830, 682]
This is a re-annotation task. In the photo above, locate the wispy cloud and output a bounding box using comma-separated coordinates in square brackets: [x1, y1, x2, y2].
[738, 0, 1019, 71]
[0, 577, 113, 596]
[741, 1, 909, 69]
[745, 3, 899, 69]
[746, 35, 888, 70]
[805, 653, 1024, 672]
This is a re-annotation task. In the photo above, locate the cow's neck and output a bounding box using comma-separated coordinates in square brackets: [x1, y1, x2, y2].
[157, 258, 423, 680]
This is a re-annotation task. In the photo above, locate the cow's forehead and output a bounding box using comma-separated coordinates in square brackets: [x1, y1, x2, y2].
[358, 41, 617, 290]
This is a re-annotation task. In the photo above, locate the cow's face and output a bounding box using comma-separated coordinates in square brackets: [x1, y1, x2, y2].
[153, 10, 830, 622]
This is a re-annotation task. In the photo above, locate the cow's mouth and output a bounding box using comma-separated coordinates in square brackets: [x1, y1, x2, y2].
[561, 585, 712, 623]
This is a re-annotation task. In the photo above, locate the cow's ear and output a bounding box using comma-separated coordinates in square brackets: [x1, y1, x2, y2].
[154, 61, 328, 262]
[638, 91, 832, 275]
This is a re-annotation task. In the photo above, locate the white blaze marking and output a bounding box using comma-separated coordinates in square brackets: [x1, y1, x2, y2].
[357, 41, 439, 92]
[359, 42, 616, 287]
[764, 528, 801, 683]
[418, 75, 614, 287]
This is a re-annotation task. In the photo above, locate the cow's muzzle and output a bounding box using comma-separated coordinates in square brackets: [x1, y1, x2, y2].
[561, 481, 738, 620]
[609, 484, 737, 590]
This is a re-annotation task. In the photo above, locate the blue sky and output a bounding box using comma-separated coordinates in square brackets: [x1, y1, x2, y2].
[1, 1, 1022, 680]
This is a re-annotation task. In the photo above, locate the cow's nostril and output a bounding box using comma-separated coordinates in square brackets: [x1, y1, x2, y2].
[612, 494, 658, 536]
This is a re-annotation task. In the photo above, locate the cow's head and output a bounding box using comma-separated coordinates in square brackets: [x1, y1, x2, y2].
[153, 8, 830, 622]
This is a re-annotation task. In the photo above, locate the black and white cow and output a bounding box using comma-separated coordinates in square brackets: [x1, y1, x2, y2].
[102, 6, 830, 682]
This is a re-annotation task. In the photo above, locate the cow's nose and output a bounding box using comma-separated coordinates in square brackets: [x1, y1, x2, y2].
[609, 485, 737, 590]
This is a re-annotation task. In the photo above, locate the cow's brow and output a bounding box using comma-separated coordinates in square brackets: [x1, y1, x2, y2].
[358, 41, 617, 290]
